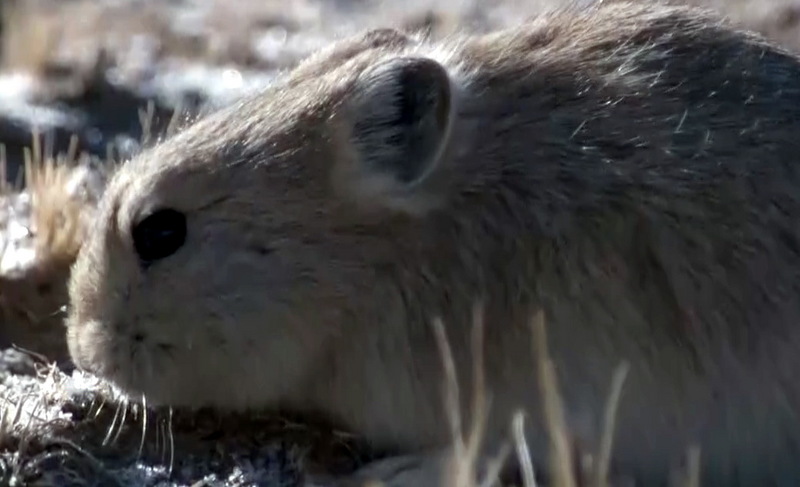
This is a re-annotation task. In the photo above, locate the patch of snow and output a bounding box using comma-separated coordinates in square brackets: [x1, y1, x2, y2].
[253, 29, 330, 68]
[141, 62, 277, 109]
[0, 192, 35, 276]
[0, 73, 85, 131]
[0, 73, 38, 101]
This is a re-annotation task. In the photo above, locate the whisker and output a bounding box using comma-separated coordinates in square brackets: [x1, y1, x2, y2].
[110, 400, 128, 445]
[513, 411, 537, 487]
[167, 407, 175, 477]
[102, 402, 122, 446]
[137, 395, 148, 460]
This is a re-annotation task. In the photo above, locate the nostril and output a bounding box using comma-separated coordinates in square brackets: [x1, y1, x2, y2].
[133, 333, 145, 343]
[77, 361, 95, 374]
[69, 354, 97, 375]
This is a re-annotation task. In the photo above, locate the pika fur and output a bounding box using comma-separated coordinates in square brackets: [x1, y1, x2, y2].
[67, 1, 800, 485]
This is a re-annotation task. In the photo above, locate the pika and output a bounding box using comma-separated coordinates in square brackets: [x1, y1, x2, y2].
[66, 1, 800, 485]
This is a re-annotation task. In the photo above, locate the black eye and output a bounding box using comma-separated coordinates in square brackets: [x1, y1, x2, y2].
[132, 208, 187, 264]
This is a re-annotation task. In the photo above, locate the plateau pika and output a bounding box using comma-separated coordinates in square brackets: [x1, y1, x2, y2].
[67, 2, 800, 485]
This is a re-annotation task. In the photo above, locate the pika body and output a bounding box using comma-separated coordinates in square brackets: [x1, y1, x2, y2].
[67, 2, 800, 485]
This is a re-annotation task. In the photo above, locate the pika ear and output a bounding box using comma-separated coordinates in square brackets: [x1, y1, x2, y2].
[338, 56, 454, 213]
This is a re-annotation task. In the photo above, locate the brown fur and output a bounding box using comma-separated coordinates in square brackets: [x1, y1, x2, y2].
[66, 1, 800, 485]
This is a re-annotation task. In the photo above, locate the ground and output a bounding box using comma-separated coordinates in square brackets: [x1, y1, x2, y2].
[0, 0, 798, 486]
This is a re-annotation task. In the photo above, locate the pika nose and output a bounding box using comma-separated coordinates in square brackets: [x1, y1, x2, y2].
[65, 321, 97, 374]
[68, 348, 93, 374]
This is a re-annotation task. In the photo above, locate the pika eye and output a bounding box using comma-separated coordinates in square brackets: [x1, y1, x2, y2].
[132, 208, 187, 264]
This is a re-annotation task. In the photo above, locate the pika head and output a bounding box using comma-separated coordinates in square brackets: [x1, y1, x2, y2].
[66, 30, 458, 410]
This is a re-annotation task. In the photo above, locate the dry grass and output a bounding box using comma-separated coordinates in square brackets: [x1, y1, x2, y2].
[1, 0, 150, 72]
[0, 352, 345, 485]
[0, 132, 95, 361]
[0, 0, 316, 80]
[430, 305, 504, 487]
[387, 307, 703, 487]
[24, 132, 90, 267]
[0, 1, 61, 76]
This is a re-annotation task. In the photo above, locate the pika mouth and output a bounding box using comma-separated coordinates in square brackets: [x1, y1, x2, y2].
[66, 318, 204, 406]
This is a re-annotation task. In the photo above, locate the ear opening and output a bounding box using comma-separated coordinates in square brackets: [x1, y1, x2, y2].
[337, 56, 455, 215]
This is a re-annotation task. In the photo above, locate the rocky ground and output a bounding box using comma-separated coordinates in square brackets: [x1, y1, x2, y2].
[1, 0, 800, 485]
